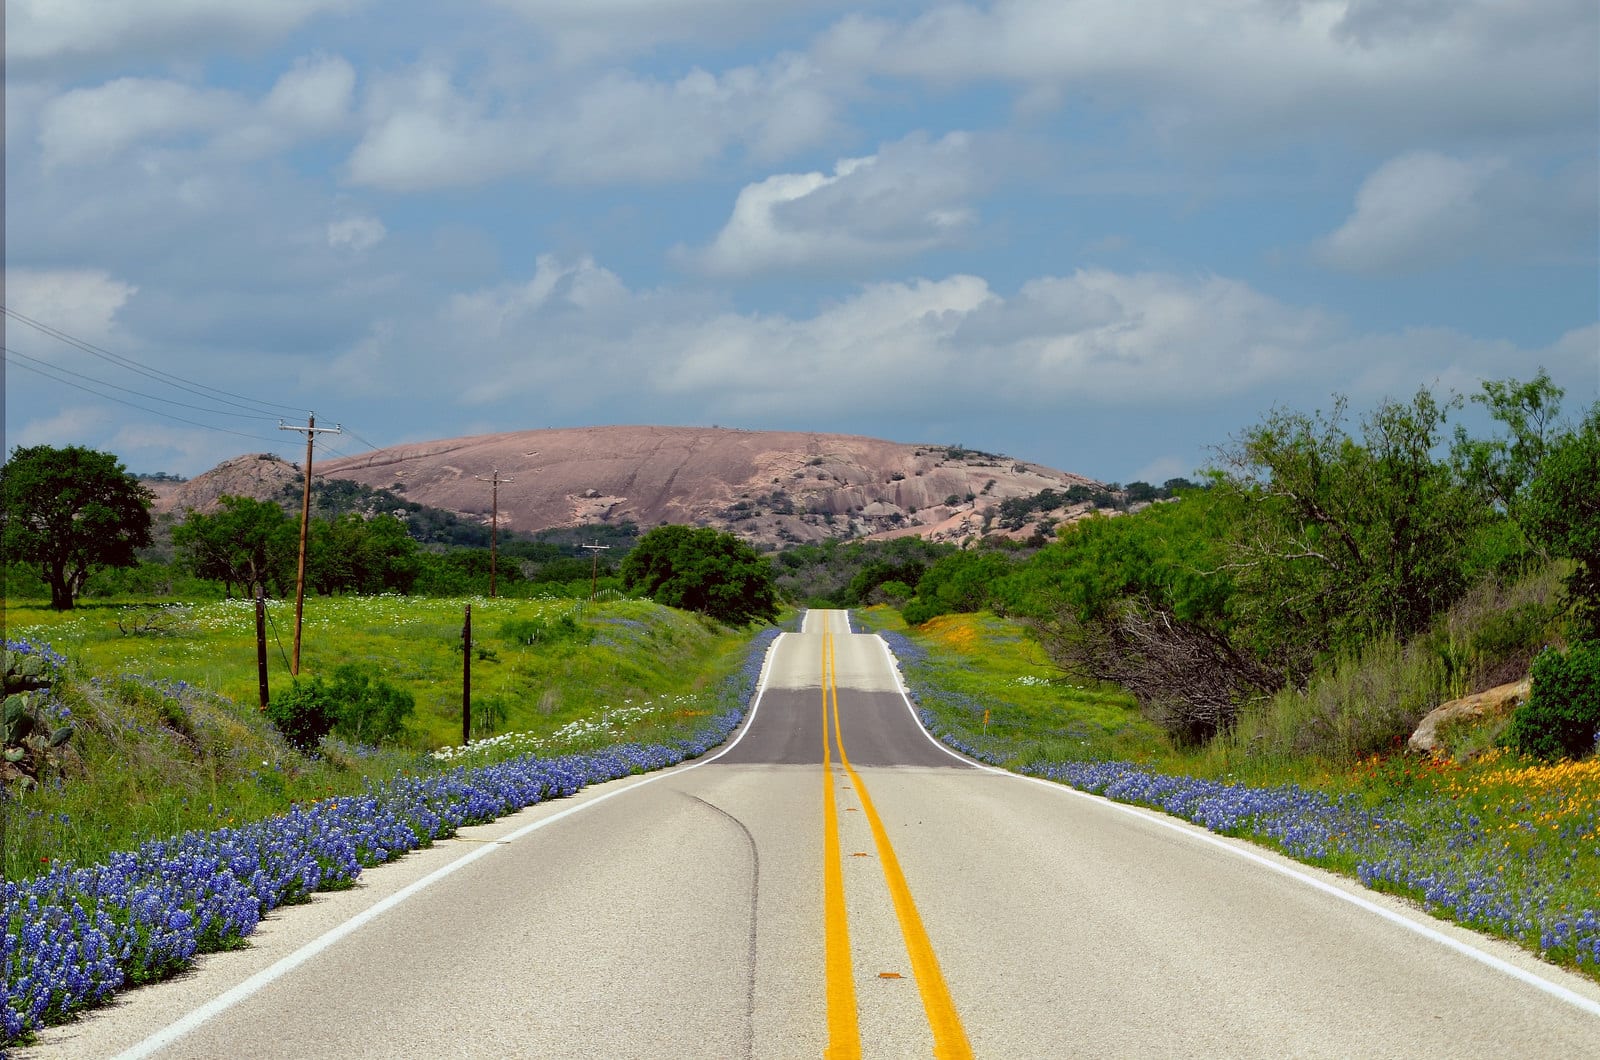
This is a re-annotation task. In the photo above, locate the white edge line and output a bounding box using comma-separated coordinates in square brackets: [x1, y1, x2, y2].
[866, 629, 1600, 1020]
[114, 632, 790, 1060]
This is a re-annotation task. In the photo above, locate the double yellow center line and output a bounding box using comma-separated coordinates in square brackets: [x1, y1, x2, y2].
[821, 621, 972, 1060]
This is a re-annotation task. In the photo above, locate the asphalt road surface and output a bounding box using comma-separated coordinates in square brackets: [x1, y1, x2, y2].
[28, 610, 1600, 1058]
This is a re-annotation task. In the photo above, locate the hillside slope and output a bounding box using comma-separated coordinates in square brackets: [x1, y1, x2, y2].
[312, 426, 1100, 547]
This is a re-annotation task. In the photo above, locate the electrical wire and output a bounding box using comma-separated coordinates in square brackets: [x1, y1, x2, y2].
[1, 345, 278, 421]
[1, 304, 306, 417]
[4, 352, 288, 446]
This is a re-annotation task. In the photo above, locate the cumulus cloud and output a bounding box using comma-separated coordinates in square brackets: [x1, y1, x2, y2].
[816, 0, 1598, 146]
[262, 54, 357, 134]
[39, 79, 240, 168]
[4, 268, 137, 344]
[686, 132, 980, 274]
[435, 256, 1595, 435]
[438, 261, 1352, 417]
[326, 216, 387, 252]
[1316, 152, 1501, 271]
[36, 55, 358, 169]
[346, 57, 836, 190]
[1317, 151, 1600, 272]
[8, 0, 360, 73]
[484, 0, 842, 63]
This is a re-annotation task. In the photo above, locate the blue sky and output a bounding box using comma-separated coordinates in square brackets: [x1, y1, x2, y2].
[5, 0, 1597, 485]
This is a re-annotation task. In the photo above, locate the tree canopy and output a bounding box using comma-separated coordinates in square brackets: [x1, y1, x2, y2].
[171, 495, 297, 599]
[621, 524, 778, 625]
[0, 444, 154, 609]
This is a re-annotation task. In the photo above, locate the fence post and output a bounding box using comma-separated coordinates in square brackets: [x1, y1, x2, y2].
[256, 587, 270, 711]
[462, 604, 473, 745]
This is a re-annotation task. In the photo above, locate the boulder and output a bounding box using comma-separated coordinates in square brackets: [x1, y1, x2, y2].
[1408, 677, 1532, 754]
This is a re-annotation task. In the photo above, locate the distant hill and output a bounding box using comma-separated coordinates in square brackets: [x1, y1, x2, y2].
[308, 426, 1105, 548]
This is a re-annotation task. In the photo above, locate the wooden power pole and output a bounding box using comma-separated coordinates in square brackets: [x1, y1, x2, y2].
[279, 413, 341, 675]
[474, 469, 514, 598]
[581, 543, 611, 598]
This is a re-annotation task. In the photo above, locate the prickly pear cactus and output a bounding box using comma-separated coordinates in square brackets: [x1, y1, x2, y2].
[3, 644, 73, 790]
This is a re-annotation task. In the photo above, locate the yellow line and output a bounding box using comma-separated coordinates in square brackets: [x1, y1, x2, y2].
[827, 621, 973, 1060]
[822, 624, 861, 1059]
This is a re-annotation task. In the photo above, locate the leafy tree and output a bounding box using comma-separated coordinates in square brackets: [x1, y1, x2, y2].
[999, 497, 1273, 744]
[1521, 405, 1600, 640]
[0, 445, 154, 609]
[309, 513, 420, 595]
[621, 525, 778, 625]
[902, 549, 1018, 623]
[1452, 368, 1565, 519]
[1213, 388, 1491, 679]
[171, 495, 297, 599]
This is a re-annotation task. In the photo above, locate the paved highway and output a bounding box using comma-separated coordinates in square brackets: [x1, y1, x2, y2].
[28, 610, 1600, 1058]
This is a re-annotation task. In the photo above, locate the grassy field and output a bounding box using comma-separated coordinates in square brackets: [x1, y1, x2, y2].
[860, 607, 1600, 980]
[2, 593, 767, 880]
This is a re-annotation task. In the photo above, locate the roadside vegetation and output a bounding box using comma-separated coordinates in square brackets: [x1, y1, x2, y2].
[864, 369, 1600, 980]
[863, 607, 1600, 980]
[1, 598, 778, 1046]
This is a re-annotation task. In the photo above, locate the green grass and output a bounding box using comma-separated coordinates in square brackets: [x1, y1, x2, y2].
[868, 606, 1600, 980]
[3, 593, 765, 880]
[854, 607, 1168, 765]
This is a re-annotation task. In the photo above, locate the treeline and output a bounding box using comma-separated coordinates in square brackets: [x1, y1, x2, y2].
[165, 496, 638, 599]
[992, 477, 1198, 531]
[891, 372, 1599, 759]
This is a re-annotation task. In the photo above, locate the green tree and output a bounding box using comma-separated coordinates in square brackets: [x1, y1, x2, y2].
[1452, 368, 1565, 519]
[1214, 388, 1491, 679]
[901, 549, 1018, 624]
[0, 444, 154, 609]
[171, 495, 297, 599]
[309, 513, 421, 595]
[1521, 405, 1600, 641]
[621, 525, 778, 625]
[999, 497, 1272, 744]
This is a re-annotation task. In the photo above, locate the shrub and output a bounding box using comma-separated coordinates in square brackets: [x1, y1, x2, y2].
[502, 612, 589, 646]
[265, 680, 338, 751]
[1505, 643, 1600, 761]
[326, 663, 416, 744]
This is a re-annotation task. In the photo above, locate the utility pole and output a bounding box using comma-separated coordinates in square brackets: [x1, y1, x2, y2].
[462, 604, 472, 746]
[473, 468, 514, 598]
[580, 543, 611, 598]
[279, 413, 341, 675]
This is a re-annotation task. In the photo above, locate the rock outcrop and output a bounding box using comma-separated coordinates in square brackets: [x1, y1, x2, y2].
[1408, 678, 1532, 755]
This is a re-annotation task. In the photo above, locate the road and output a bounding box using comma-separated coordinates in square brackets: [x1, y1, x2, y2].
[28, 610, 1600, 1058]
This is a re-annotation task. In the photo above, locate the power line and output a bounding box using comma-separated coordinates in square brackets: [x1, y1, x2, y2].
[3, 349, 287, 446]
[1, 304, 305, 417]
[1, 344, 278, 421]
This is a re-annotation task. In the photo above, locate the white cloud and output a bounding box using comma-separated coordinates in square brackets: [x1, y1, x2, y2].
[441, 262, 1343, 416]
[37, 55, 358, 169]
[687, 132, 980, 274]
[484, 0, 841, 64]
[4, 268, 137, 343]
[8, 0, 361, 73]
[1317, 151, 1599, 272]
[326, 216, 386, 252]
[438, 257, 1593, 429]
[346, 57, 836, 191]
[14, 405, 113, 449]
[817, 0, 1598, 146]
[262, 54, 357, 134]
[1316, 152, 1501, 271]
[39, 78, 240, 168]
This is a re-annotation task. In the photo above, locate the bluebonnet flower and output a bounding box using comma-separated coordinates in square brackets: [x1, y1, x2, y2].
[3, 628, 778, 1047]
